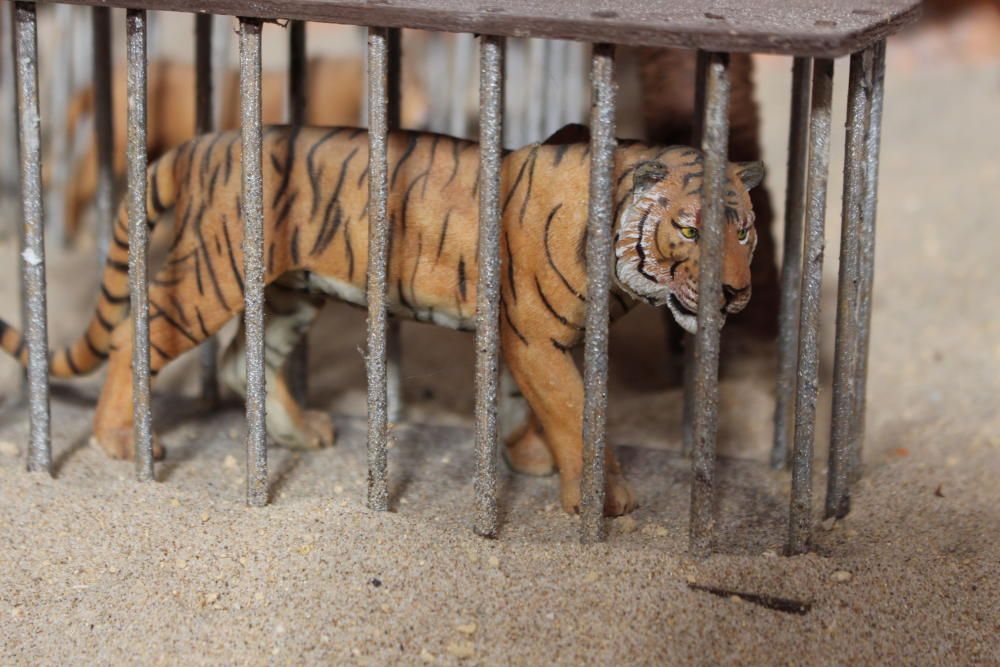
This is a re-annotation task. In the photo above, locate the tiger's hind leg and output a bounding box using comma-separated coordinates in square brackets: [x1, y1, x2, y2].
[220, 278, 333, 450]
[92, 272, 238, 460]
[503, 412, 556, 477]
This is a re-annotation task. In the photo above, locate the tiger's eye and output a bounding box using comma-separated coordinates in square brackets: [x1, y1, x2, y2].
[680, 226, 698, 240]
[737, 227, 749, 241]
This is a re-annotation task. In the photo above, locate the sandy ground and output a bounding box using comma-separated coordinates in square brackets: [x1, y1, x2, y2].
[1, 35, 999, 667]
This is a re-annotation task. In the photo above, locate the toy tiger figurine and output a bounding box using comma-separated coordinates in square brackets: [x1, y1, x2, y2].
[0, 124, 763, 516]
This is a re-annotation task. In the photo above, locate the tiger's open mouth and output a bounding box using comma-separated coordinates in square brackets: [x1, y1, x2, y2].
[667, 293, 728, 335]
[667, 293, 698, 334]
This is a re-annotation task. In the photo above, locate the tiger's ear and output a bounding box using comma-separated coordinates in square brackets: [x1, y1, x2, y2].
[543, 123, 590, 145]
[734, 161, 765, 190]
[633, 160, 669, 192]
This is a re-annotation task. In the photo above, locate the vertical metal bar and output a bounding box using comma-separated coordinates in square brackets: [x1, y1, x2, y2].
[239, 17, 267, 506]
[771, 57, 812, 469]
[525, 39, 546, 141]
[688, 51, 730, 556]
[285, 19, 309, 406]
[543, 39, 567, 136]
[579, 43, 616, 544]
[826, 49, 873, 520]
[473, 34, 505, 538]
[366, 27, 391, 512]
[850, 40, 886, 483]
[384, 27, 404, 423]
[126, 9, 153, 481]
[787, 58, 834, 556]
[194, 12, 220, 406]
[681, 50, 710, 458]
[92, 7, 114, 269]
[288, 20, 307, 124]
[448, 33, 473, 138]
[13, 1, 51, 474]
[46, 3, 74, 245]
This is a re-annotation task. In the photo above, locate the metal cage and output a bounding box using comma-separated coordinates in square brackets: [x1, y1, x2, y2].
[7, 0, 920, 554]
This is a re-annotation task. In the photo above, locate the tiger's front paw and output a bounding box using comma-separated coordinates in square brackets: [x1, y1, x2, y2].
[91, 427, 166, 461]
[559, 473, 638, 517]
[503, 424, 556, 477]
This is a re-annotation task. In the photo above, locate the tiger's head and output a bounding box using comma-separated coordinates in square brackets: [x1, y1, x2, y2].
[613, 149, 764, 334]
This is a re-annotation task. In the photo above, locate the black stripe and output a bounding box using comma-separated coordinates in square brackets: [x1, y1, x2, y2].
[344, 223, 355, 280]
[542, 204, 586, 302]
[501, 147, 538, 214]
[221, 222, 245, 295]
[517, 152, 538, 226]
[273, 126, 302, 208]
[307, 128, 345, 216]
[107, 258, 129, 273]
[444, 139, 462, 187]
[101, 284, 129, 305]
[150, 162, 168, 213]
[64, 350, 82, 375]
[500, 298, 528, 346]
[274, 190, 298, 229]
[84, 332, 108, 360]
[195, 307, 210, 339]
[390, 134, 418, 188]
[435, 210, 451, 263]
[290, 226, 301, 266]
[95, 308, 116, 332]
[550, 338, 573, 353]
[421, 135, 441, 198]
[457, 257, 467, 301]
[151, 303, 199, 345]
[200, 132, 224, 189]
[634, 208, 659, 283]
[534, 277, 583, 331]
[504, 233, 517, 303]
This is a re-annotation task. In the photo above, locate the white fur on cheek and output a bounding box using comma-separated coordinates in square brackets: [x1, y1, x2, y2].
[613, 196, 672, 306]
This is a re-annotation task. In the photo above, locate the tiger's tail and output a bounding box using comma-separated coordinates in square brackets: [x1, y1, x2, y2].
[0, 147, 180, 378]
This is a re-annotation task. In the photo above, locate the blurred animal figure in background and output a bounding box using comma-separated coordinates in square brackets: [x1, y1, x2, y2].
[61, 57, 428, 242]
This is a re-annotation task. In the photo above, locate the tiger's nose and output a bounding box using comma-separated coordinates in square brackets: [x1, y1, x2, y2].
[722, 284, 748, 307]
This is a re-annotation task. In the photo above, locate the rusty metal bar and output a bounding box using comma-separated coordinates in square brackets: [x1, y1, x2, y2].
[850, 40, 886, 483]
[473, 34, 505, 538]
[771, 56, 812, 470]
[285, 19, 309, 406]
[194, 12, 220, 406]
[125, 9, 154, 482]
[93, 7, 114, 269]
[787, 58, 834, 555]
[681, 49, 710, 459]
[688, 51, 730, 556]
[366, 27, 391, 512]
[13, 1, 52, 474]
[385, 27, 404, 423]
[47, 3, 74, 245]
[239, 17, 267, 506]
[826, 48, 873, 519]
[579, 43, 616, 544]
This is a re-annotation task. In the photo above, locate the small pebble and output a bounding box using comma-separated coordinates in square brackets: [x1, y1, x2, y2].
[169, 498, 181, 508]
[419, 648, 436, 663]
[333, 484, 345, 495]
[820, 517, 837, 532]
[175, 559, 187, 570]
[0, 441, 20, 457]
[223, 455, 238, 469]
[200, 513, 210, 523]
[584, 572, 600, 583]
[487, 556, 500, 568]
[456, 621, 477, 635]
[616, 516, 638, 534]
[831, 570, 853, 583]
[445, 641, 475, 659]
